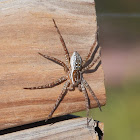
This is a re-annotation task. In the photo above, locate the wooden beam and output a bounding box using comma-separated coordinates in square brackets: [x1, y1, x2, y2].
[0, 117, 104, 140]
[0, 0, 106, 130]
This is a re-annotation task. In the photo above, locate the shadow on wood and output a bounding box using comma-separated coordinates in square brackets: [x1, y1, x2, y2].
[0, 115, 79, 135]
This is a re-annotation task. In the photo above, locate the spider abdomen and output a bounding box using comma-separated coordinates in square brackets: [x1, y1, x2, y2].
[72, 70, 81, 85]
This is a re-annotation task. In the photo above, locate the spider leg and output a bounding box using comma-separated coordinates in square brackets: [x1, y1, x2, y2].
[45, 81, 70, 121]
[78, 84, 82, 92]
[82, 47, 101, 72]
[82, 79, 102, 111]
[24, 76, 67, 90]
[52, 19, 70, 66]
[81, 82, 90, 126]
[82, 26, 98, 65]
[67, 84, 74, 91]
[38, 52, 69, 72]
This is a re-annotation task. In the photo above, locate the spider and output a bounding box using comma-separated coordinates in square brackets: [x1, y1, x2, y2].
[24, 19, 102, 125]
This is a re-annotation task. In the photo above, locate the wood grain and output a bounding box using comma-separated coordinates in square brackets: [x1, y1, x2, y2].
[0, 118, 104, 140]
[0, 0, 106, 130]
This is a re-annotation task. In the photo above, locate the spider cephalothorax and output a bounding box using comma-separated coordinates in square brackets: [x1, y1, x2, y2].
[70, 51, 82, 85]
[24, 19, 101, 125]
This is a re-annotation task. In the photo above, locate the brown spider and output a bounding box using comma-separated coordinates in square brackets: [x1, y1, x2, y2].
[24, 19, 101, 125]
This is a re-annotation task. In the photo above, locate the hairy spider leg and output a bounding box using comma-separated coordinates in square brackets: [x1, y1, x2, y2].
[52, 19, 70, 66]
[24, 76, 67, 90]
[81, 82, 90, 126]
[38, 52, 69, 72]
[82, 26, 98, 65]
[82, 47, 101, 72]
[78, 84, 82, 92]
[45, 81, 70, 121]
[82, 79, 102, 111]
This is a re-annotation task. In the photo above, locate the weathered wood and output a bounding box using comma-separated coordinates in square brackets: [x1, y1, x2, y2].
[0, 118, 104, 140]
[0, 0, 106, 130]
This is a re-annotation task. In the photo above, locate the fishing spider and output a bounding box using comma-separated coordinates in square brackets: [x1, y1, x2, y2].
[24, 19, 101, 125]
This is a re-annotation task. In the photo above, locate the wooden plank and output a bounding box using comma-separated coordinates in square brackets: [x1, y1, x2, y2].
[0, 0, 106, 130]
[0, 118, 104, 140]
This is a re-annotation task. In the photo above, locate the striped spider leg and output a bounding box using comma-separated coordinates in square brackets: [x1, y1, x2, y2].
[24, 19, 101, 126]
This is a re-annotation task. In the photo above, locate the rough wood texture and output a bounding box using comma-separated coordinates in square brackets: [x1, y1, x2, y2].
[0, 118, 104, 140]
[0, 0, 106, 130]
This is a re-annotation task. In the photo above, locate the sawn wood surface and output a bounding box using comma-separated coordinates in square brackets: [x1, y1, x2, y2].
[0, 0, 106, 130]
